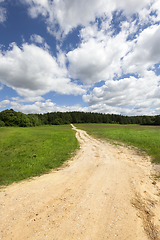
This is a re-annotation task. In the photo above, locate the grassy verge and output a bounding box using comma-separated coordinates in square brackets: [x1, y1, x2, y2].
[0, 125, 79, 186]
[75, 124, 160, 164]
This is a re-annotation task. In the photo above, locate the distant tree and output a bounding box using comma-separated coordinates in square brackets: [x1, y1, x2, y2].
[141, 116, 153, 125]
[0, 120, 5, 127]
[0, 109, 32, 127]
[1, 109, 160, 127]
[19, 114, 32, 127]
[38, 114, 48, 125]
[62, 112, 72, 124]
[54, 118, 63, 125]
[28, 114, 41, 126]
[154, 115, 160, 125]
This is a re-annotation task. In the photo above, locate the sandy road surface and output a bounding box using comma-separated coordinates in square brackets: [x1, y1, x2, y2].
[0, 125, 160, 240]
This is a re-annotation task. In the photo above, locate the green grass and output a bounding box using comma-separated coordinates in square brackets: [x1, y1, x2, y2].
[0, 125, 79, 186]
[75, 124, 160, 164]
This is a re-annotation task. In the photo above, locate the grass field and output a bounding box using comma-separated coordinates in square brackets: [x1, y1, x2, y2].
[75, 124, 160, 165]
[0, 125, 79, 186]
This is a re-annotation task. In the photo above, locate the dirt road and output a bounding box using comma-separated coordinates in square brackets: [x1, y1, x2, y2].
[0, 125, 160, 240]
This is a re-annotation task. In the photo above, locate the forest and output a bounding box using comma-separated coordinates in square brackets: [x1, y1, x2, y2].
[0, 109, 160, 127]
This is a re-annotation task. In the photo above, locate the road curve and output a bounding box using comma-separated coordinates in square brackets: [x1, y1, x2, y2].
[0, 124, 160, 240]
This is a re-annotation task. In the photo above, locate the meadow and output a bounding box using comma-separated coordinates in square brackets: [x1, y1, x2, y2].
[0, 125, 79, 186]
[75, 124, 160, 165]
[1, 123, 160, 186]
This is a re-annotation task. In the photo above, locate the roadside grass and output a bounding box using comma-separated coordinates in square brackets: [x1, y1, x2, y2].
[75, 124, 160, 165]
[0, 125, 79, 186]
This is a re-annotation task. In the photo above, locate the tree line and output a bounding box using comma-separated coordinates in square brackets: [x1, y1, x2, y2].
[0, 109, 160, 127]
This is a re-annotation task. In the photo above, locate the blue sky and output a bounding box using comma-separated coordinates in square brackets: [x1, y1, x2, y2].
[0, 0, 160, 115]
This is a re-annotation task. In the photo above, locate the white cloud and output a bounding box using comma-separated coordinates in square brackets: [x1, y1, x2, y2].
[114, 0, 151, 15]
[0, 8, 6, 23]
[30, 34, 44, 44]
[150, 0, 160, 22]
[86, 101, 160, 116]
[2, 69, 160, 115]
[132, 0, 160, 29]
[83, 71, 160, 115]
[123, 24, 160, 75]
[30, 34, 50, 50]
[67, 27, 132, 84]
[0, 0, 6, 23]
[0, 42, 86, 98]
[22, 0, 153, 38]
[0, 99, 10, 108]
[24, 0, 49, 18]
[11, 96, 45, 103]
[10, 99, 85, 114]
[1, 0, 160, 116]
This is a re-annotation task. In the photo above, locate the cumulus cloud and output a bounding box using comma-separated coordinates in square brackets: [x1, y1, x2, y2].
[151, 0, 160, 22]
[22, 0, 153, 38]
[30, 34, 50, 50]
[2, 68, 160, 115]
[23, 0, 49, 18]
[86, 101, 160, 116]
[30, 34, 44, 44]
[139, 0, 160, 24]
[10, 99, 85, 114]
[0, 99, 10, 108]
[66, 9, 160, 84]
[67, 26, 132, 84]
[11, 96, 44, 103]
[0, 42, 86, 98]
[1, 0, 160, 116]
[83, 71, 160, 115]
[114, 0, 151, 14]
[123, 24, 160, 75]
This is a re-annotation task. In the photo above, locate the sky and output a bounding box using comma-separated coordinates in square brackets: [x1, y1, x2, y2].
[0, 0, 160, 116]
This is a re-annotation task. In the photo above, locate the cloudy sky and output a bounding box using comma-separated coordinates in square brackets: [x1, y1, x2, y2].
[0, 0, 160, 115]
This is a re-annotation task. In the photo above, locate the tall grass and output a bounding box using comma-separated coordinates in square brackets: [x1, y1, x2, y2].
[0, 125, 79, 186]
[75, 124, 160, 164]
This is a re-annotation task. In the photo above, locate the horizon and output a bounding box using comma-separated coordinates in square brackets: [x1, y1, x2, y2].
[1, 108, 159, 118]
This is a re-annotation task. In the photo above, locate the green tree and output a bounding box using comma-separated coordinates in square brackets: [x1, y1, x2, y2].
[154, 115, 160, 125]
[54, 118, 63, 125]
[0, 120, 5, 127]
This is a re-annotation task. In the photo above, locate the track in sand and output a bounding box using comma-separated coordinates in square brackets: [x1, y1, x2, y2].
[0, 124, 160, 239]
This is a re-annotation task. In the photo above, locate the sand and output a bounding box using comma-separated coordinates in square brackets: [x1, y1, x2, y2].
[0, 124, 160, 240]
